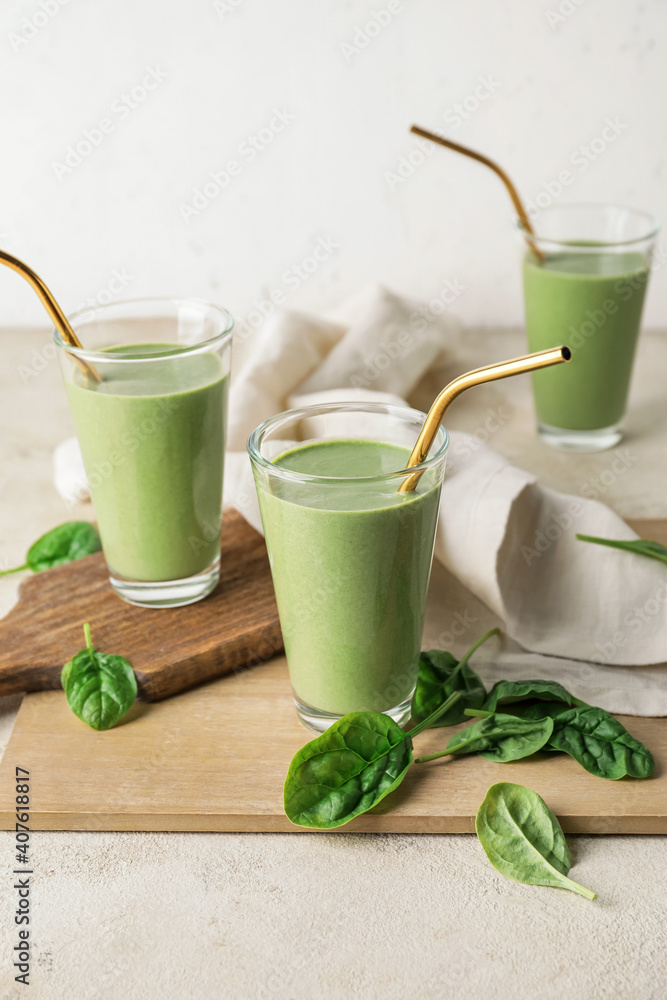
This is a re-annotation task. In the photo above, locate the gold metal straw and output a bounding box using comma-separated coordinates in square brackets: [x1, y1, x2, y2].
[410, 125, 545, 263]
[0, 249, 101, 382]
[399, 345, 571, 493]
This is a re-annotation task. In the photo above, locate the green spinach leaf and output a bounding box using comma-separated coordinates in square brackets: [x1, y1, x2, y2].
[476, 782, 597, 900]
[522, 702, 579, 722]
[0, 522, 101, 577]
[411, 627, 499, 727]
[576, 533, 667, 566]
[61, 623, 137, 731]
[483, 678, 586, 713]
[523, 704, 655, 780]
[415, 712, 554, 764]
[284, 691, 462, 829]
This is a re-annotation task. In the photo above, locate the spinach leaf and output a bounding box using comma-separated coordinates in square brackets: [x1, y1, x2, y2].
[284, 691, 462, 829]
[483, 678, 586, 713]
[0, 521, 101, 577]
[61, 623, 137, 731]
[411, 627, 499, 727]
[415, 712, 554, 764]
[576, 533, 667, 566]
[476, 782, 597, 900]
[524, 704, 655, 780]
[522, 702, 579, 722]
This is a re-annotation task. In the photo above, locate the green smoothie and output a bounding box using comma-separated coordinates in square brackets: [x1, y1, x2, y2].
[255, 439, 442, 716]
[523, 249, 649, 429]
[66, 344, 227, 581]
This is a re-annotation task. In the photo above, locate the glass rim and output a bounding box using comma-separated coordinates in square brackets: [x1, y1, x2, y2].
[517, 202, 660, 249]
[52, 296, 234, 362]
[247, 401, 450, 485]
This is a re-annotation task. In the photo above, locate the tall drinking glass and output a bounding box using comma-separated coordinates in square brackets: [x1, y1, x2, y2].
[55, 298, 233, 607]
[521, 203, 658, 451]
[248, 402, 448, 732]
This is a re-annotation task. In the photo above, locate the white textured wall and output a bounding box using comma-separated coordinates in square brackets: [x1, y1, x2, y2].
[1, 0, 665, 334]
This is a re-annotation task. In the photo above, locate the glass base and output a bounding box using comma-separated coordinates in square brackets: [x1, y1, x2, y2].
[109, 558, 220, 608]
[294, 693, 414, 734]
[538, 420, 623, 453]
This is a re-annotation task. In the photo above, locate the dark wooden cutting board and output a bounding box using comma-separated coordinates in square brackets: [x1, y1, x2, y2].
[0, 519, 665, 833]
[0, 517, 663, 704]
[0, 510, 282, 701]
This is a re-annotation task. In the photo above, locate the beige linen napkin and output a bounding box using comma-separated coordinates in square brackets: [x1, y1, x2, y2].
[54, 285, 667, 713]
[223, 286, 667, 715]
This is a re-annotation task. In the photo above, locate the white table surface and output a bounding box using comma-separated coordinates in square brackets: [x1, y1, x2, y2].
[1, 327, 666, 1000]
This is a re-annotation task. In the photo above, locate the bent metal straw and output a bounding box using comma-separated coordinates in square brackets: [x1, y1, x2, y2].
[410, 125, 545, 262]
[0, 249, 101, 382]
[399, 346, 571, 493]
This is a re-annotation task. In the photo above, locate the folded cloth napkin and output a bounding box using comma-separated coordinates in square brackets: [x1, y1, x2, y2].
[223, 285, 667, 715]
[54, 285, 667, 714]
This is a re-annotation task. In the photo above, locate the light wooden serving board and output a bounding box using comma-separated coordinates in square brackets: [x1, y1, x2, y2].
[0, 510, 282, 701]
[0, 518, 665, 834]
[0, 657, 664, 833]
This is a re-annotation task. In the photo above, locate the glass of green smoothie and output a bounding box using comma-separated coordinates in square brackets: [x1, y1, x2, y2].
[55, 298, 233, 607]
[521, 203, 658, 451]
[248, 402, 448, 732]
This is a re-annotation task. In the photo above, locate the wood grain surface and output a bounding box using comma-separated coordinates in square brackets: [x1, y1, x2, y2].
[0, 656, 664, 833]
[0, 518, 664, 834]
[0, 510, 282, 701]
